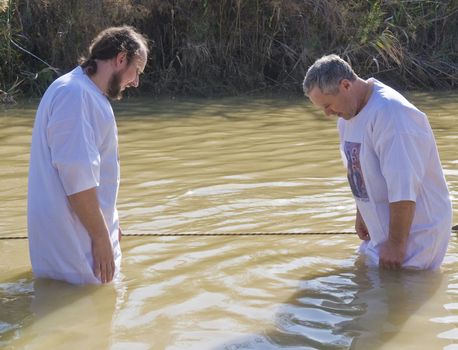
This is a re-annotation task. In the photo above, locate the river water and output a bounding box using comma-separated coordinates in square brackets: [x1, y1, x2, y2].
[0, 94, 457, 349]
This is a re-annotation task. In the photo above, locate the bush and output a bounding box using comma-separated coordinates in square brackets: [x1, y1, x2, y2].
[1, 0, 457, 99]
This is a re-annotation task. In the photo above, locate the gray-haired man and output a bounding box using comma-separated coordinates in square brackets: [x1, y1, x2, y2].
[303, 54, 451, 270]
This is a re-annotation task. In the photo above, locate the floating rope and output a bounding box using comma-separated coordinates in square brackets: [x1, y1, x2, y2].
[122, 232, 355, 237]
[0, 232, 355, 240]
[2, 227, 456, 240]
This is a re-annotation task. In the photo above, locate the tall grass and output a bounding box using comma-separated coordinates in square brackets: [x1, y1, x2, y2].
[1, 0, 457, 99]
[0, 0, 20, 101]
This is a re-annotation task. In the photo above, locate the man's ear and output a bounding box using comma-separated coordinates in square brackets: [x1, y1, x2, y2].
[340, 79, 352, 91]
[115, 51, 128, 68]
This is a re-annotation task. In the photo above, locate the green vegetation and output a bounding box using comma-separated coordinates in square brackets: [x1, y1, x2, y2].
[1, 0, 457, 100]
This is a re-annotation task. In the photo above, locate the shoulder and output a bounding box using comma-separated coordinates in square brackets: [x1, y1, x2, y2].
[47, 67, 109, 115]
[370, 79, 427, 131]
[38, 69, 87, 114]
[50, 68, 88, 98]
[41, 69, 95, 123]
[372, 80, 423, 114]
[35, 68, 85, 120]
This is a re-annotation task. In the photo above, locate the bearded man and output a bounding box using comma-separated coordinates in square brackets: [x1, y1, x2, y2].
[28, 26, 148, 284]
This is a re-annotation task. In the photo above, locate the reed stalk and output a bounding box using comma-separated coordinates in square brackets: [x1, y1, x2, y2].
[0, 0, 456, 100]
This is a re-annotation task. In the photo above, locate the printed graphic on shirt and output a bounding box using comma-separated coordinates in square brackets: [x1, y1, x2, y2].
[344, 141, 369, 201]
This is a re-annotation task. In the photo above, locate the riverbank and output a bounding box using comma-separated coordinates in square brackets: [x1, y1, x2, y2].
[1, 0, 457, 100]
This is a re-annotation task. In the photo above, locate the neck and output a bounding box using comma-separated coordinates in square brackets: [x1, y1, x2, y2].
[84, 60, 112, 95]
[88, 73, 108, 96]
[355, 78, 373, 115]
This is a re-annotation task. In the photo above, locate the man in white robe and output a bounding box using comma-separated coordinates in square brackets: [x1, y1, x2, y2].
[303, 54, 452, 270]
[28, 26, 148, 284]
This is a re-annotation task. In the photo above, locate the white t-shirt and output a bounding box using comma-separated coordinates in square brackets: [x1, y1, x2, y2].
[28, 66, 121, 284]
[338, 78, 452, 269]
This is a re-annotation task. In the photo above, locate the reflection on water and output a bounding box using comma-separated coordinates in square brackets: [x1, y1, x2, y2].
[263, 262, 445, 350]
[2, 236, 457, 349]
[0, 94, 457, 349]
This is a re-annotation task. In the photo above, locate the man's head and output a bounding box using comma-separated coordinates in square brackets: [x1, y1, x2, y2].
[303, 54, 362, 120]
[80, 26, 149, 100]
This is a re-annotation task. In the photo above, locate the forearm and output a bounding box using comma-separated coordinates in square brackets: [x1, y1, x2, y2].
[379, 200, 416, 269]
[388, 200, 416, 245]
[67, 187, 110, 241]
[68, 187, 115, 283]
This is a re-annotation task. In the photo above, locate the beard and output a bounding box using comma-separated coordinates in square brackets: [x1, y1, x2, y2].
[106, 71, 124, 100]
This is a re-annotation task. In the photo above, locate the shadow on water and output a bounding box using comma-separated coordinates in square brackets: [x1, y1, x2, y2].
[217, 259, 444, 350]
[0, 273, 119, 349]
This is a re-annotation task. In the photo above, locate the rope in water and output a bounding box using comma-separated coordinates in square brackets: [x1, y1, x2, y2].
[124, 232, 355, 236]
[2, 227, 456, 240]
[0, 232, 356, 240]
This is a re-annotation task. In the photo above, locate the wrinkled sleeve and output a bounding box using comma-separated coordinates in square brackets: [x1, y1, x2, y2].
[46, 87, 100, 195]
[373, 105, 432, 203]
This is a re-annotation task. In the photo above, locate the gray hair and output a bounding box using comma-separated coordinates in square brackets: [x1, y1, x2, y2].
[302, 54, 357, 96]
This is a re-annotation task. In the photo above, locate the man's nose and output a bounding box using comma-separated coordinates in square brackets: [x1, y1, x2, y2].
[129, 75, 139, 88]
[324, 107, 335, 116]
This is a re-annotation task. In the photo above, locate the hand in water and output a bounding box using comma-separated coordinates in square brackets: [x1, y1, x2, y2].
[92, 234, 115, 283]
[379, 238, 406, 269]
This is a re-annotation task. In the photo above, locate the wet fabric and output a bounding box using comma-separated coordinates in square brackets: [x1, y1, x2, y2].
[28, 67, 121, 284]
[338, 78, 452, 269]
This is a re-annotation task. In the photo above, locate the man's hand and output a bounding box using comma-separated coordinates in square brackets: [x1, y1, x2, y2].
[355, 209, 370, 241]
[92, 234, 115, 283]
[379, 238, 406, 269]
